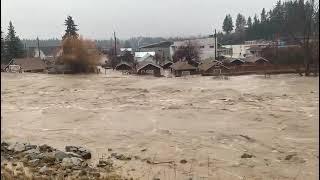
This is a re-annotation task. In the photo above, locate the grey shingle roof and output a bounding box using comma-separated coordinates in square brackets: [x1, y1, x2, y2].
[170, 61, 197, 71]
[10, 58, 47, 71]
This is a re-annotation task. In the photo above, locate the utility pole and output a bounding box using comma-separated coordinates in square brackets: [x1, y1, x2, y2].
[113, 31, 117, 56]
[214, 29, 217, 60]
[37, 37, 40, 59]
[24, 43, 28, 58]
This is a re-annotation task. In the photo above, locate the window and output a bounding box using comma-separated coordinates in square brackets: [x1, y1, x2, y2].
[209, 46, 214, 48]
[200, 46, 205, 48]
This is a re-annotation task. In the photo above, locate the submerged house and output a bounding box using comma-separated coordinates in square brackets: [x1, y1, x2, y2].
[223, 58, 245, 66]
[170, 61, 198, 77]
[244, 56, 270, 64]
[115, 62, 133, 72]
[137, 62, 162, 77]
[6, 58, 47, 73]
[198, 61, 230, 76]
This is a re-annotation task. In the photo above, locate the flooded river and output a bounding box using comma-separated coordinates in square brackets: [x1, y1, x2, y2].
[1, 71, 319, 179]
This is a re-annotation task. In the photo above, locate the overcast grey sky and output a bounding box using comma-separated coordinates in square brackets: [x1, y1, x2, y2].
[1, 0, 278, 40]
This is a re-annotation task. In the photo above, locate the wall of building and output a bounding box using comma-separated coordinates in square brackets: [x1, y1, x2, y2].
[170, 37, 217, 61]
[222, 44, 249, 59]
[223, 41, 271, 59]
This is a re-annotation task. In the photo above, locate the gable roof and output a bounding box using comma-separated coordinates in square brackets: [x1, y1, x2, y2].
[161, 61, 173, 66]
[115, 62, 132, 69]
[170, 61, 197, 71]
[198, 61, 230, 72]
[10, 58, 47, 71]
[244, 56, 269, 63]
[223, 58, 245, 64]
[137, 62, 162, 72]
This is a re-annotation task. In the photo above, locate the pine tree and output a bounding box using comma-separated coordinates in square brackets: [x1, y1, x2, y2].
[247, 16, 253, 28]
[1, 29, 4, 60]
[62, 16, 79, 39]
[222, 14, 234, 34]
[235, 13, 246, 32]
[261, 8, 267, 23]
[4, 21, 24, 62]
[253, 14, 260, 25]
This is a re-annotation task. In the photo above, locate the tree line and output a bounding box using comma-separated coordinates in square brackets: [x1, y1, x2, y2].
[221, 0, 319, 44]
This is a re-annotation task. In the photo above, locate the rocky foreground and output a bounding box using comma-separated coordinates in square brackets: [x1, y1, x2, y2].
[1, 141, 123, 180]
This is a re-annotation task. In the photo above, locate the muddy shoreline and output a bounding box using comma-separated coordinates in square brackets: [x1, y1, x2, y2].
[1, 141, 123, 179]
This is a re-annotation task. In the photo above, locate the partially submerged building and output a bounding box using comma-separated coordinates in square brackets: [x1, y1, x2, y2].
[198, 61, 230, 76]
[170, 61, 198, 77]
[223, 58, 245, 66]
[244, 56, 270, 64]
[115, 62, 133, 72]
[137, 62, 162, 77]
[6, 58, 47, 73]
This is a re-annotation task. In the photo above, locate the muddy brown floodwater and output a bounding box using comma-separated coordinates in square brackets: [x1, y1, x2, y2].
[1, 71, 319, 180]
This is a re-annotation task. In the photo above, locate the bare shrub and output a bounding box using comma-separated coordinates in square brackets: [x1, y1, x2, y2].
[57, 36, 101, 73]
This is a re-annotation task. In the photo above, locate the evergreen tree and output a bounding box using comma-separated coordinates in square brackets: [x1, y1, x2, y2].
[235, 13, 246, 32]
[1, 29, 5, 61]
[261, 8, 267, 23]
[247, 16, 253, 28]
[62, 16, 79, 39]
[222, 14, 234, 34]
[4, 21, 24, 62]
[253, 14, 260, 25]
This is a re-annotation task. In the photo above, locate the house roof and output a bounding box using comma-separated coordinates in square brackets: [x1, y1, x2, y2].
[223, 58, 245, 64]
[170, 61, 197, 71]
[139, 41, 173, 49]
[161, 61, 173, 66]
[10, 58, 47, 71]
[115, 62, 132, 69]
[137, 62, 162, 72]
[198, 61, 230, 72]
[244, 56, 269, 63]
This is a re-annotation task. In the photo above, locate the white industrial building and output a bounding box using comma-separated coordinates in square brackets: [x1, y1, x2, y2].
[170, 36, 218, 61]
[222, 40, 271, 59]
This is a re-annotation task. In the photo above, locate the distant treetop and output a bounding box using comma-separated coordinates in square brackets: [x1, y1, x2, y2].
[62, 16, 79, 40]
